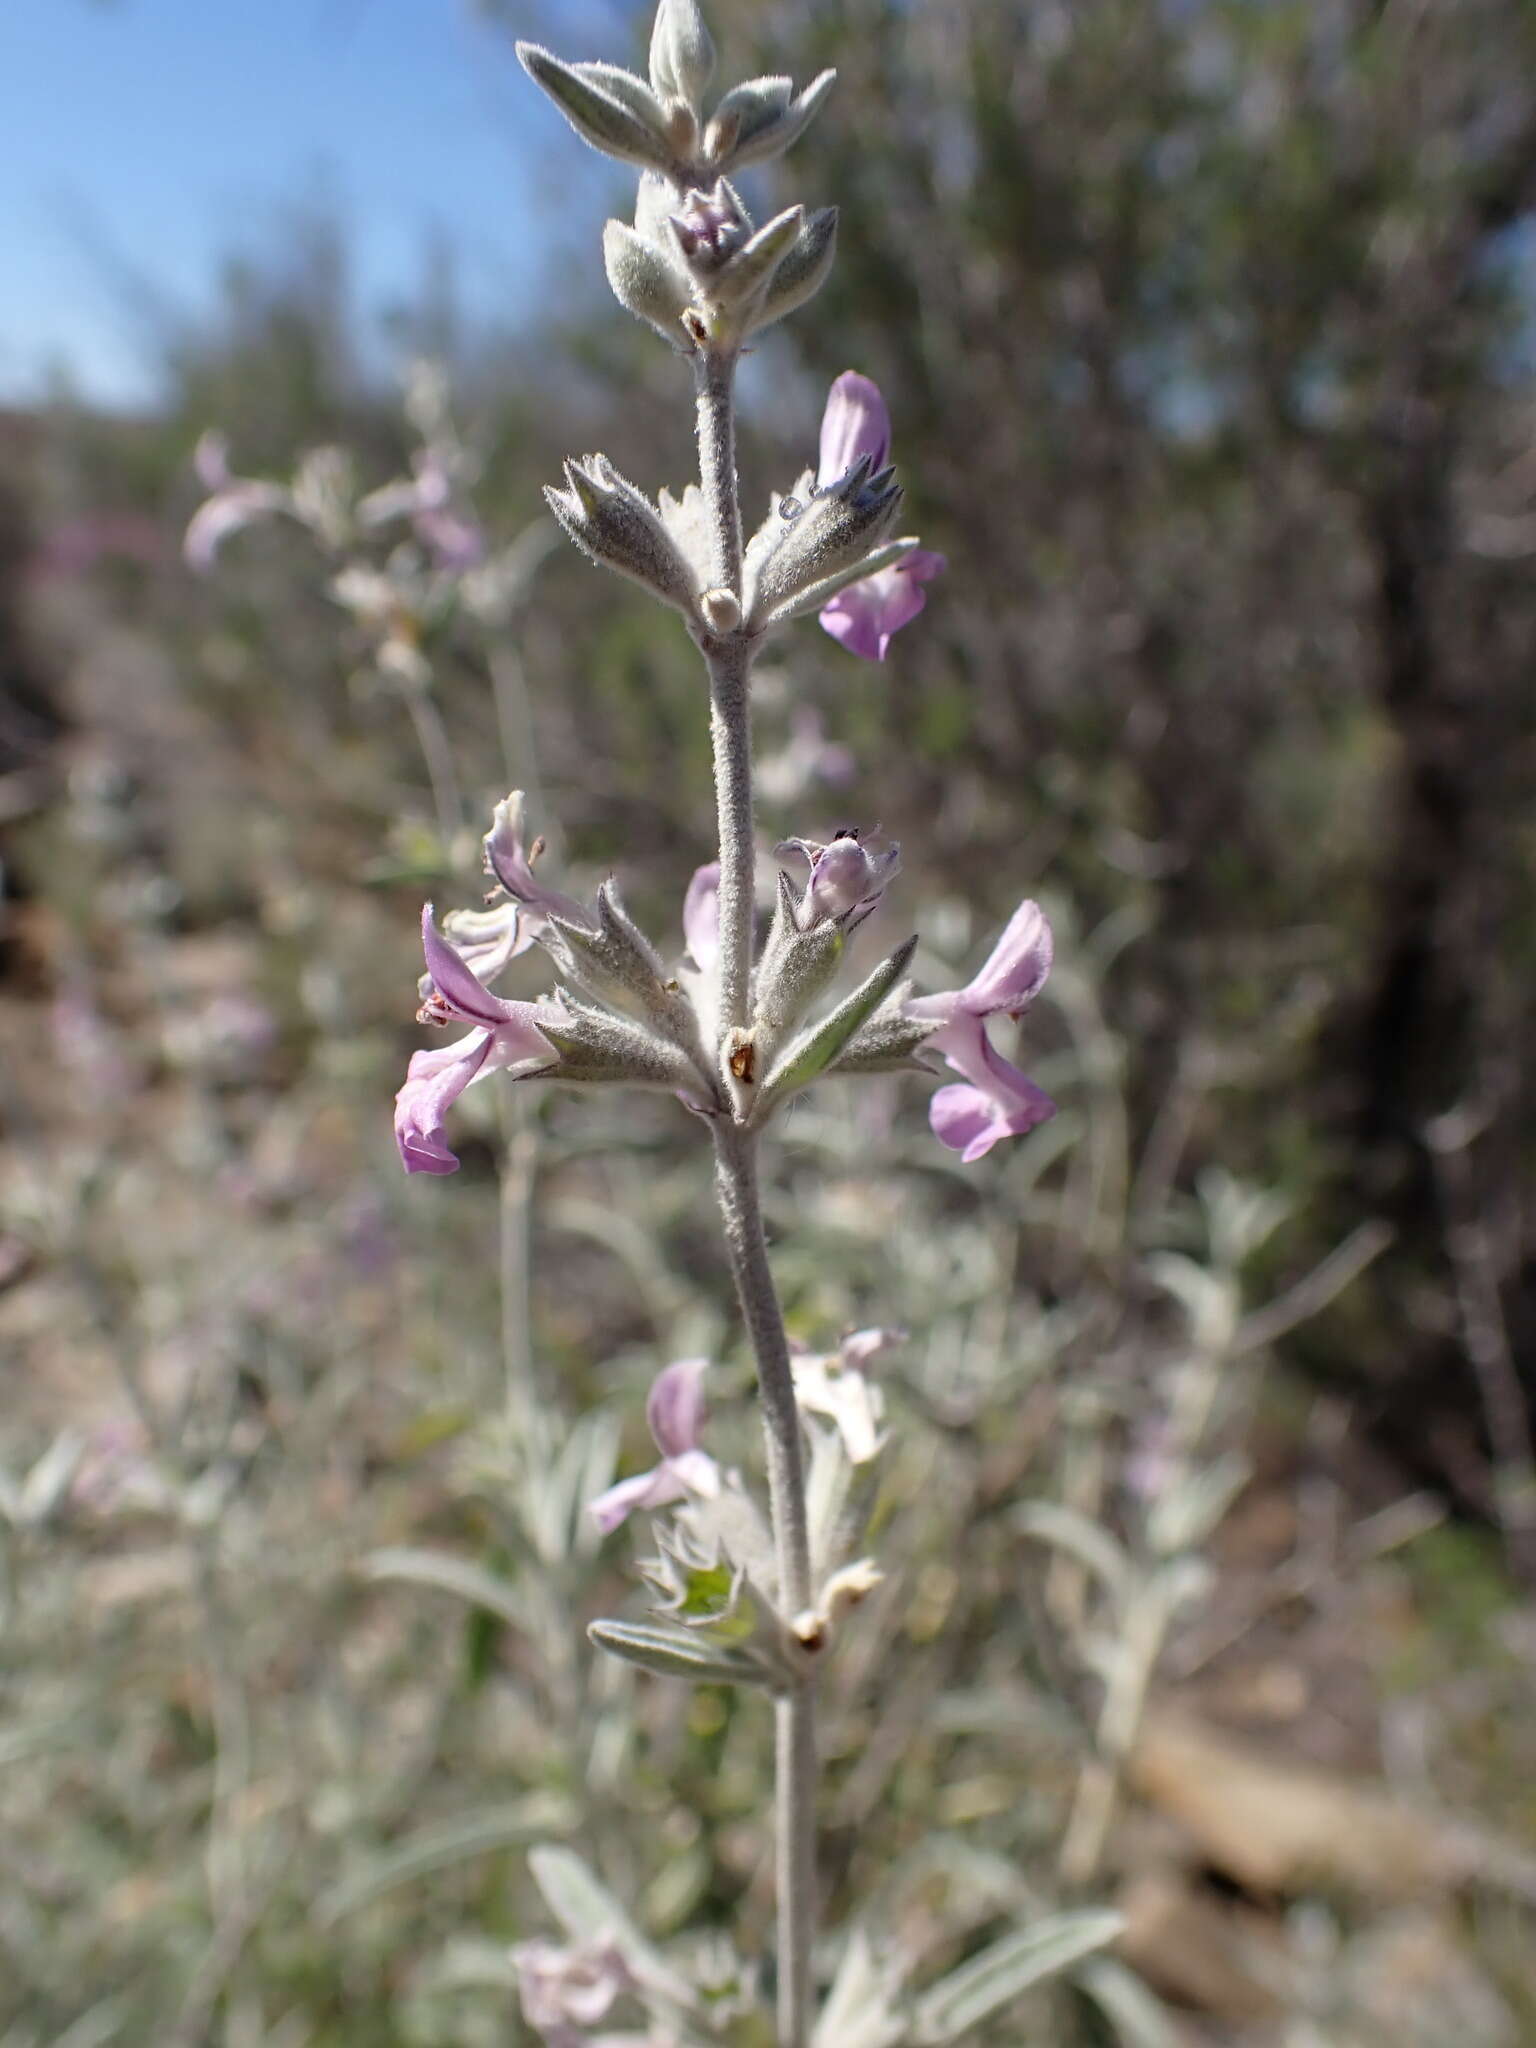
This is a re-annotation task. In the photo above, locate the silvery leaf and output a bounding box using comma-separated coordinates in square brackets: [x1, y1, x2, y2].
[517, 44, 672, 169]
[763, 538, 920, 629]
[588, 1618, 774, 1689]
[758, 936, 918, 1111]
[912, 1910, 1125, 2043]
[747, 205, 839, 336]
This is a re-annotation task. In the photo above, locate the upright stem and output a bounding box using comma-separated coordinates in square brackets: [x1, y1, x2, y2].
[776, 1690, 818, 2043]
[709, 640, 756, 1035]
[712, 1122, 817, 2048]
[696, 344, 755, 1034]
[695, 340, 817, 2048]
[711, 1125, 813, 1614]
[695, 346, 744, 594]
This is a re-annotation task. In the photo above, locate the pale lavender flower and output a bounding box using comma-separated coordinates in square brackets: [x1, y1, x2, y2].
[682, 862, 720, 972]
[926, 1036, 1055, 1164]
[776, 827, 900, 928]
[791, 1328, 903, 1464]
[357, 449, 486, 571]
[669, 183, 748, 264]
[818, 371, 893, 483]
[183, 432, 290, 571]
[394, 906, 561, 1175]
[815, 372, 946, 661]
[588, 1358, 721, 1534]
[1124, 1415, 1177, 1504]
[513, 1938, 633, 2044]
[909, 899, 1056, 1163]
[677, 862, 721, 1053]
[483, 791, 591, 932]
[756, 703, 856, 804]
[434, 902, 532, 988]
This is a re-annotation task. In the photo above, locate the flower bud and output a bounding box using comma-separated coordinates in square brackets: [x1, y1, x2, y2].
[545, 453, 700, 618]
[744, 458, 904, 629]
[828, 997, 940, 1074]
[751, 870, 846, 1061]
[539, 994, 706, 1091]
[668, 182, 748, 267]
[794, 831, 901, 926]
[543, 882, 710, 1062]
[648, 0, 715, 111]
[602, 218, 693, 347]
[744, 206, 838, 338]
[703, 71, 837, 175]
[704, 205, 805, 313]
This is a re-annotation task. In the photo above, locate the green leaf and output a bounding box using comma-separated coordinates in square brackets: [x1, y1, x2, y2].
[1015, 1502, 1131, 1600]
[675, 1559, 736, 1617]
[319, 1794, 576, 1924]
[758, 935, 918, 1111]
[588, 1618, 772, 1688]
[912, 1909, 1124, 2043]
[361, 1547, 526, 1632]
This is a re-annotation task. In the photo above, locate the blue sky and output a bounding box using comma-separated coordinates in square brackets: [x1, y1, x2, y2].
[0, 0, 624, 406]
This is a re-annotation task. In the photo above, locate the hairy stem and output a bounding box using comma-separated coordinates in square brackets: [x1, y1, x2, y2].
[776, 1690, 818, 2045]
[708, 638, 756, 1035]
[711, 1125, 813, 1614]
[695, 345, 744, 594]
[696, 343, 755, 1032]
[696, 340, 816, 2048]
[713, 1123, 817, 2048]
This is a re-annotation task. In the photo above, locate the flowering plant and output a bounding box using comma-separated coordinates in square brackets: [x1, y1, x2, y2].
[188, 5, 1124, 2042]
[367, 4, 1099, 2041]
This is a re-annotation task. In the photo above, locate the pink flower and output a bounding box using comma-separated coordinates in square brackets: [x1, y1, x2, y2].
[791, 1328, 904, 1463]
[587, 1359, 721, 1534]
[909, 900, 1056, 1163]
[774, 828, 900, 928]
[512, 1937, 633, 2042]
[483, 791, 590, 933]
[394, 906, 561, 1175]
[183, 432, 290, 571]
[682, 863, 720, 973]
[358, 449, 486, 571]
[815, 372, 946, 661]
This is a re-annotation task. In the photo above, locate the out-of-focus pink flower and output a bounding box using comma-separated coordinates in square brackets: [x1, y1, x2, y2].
[358, 450, 486, 571]
[33, 513, 168, 579]
[682, 863, 720, 973]
[394, 906, 561, 1175]
[512, 1937, 633, 2043]
[791, 1328, 903, 1464]
[588, 1358, 721, 1534]
[183, 432, 290, 571]
[756, 704, 856, 804]
[815, 372, 946, 661]
[909, 900, 1055, 1164]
